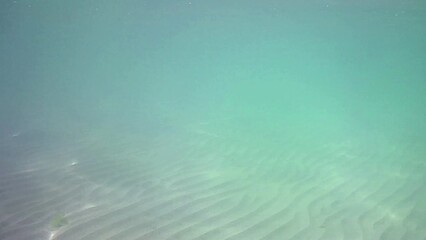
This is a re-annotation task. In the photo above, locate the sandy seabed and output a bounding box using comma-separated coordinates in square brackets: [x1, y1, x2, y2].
[0, 124, 425, 240]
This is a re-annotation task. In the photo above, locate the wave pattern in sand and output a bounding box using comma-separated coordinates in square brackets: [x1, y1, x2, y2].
[0, 128, 425, 240]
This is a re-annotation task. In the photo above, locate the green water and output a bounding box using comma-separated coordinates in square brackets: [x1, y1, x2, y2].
[2, 1, 426, 140]
[1, 1, 426, 239]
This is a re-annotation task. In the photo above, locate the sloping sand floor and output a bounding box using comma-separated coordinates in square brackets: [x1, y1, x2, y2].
[0, 128, 425, 240]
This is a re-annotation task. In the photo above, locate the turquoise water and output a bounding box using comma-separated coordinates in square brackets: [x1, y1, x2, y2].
[1, 1, 426, 239]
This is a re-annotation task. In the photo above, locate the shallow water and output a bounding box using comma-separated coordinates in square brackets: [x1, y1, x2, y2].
[1, 1, 426, 239]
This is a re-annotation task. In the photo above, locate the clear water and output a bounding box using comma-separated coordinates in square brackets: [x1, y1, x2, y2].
[1, 1, 425, 239]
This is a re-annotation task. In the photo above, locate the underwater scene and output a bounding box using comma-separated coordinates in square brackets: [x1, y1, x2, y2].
[1, 0, 426, 239]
